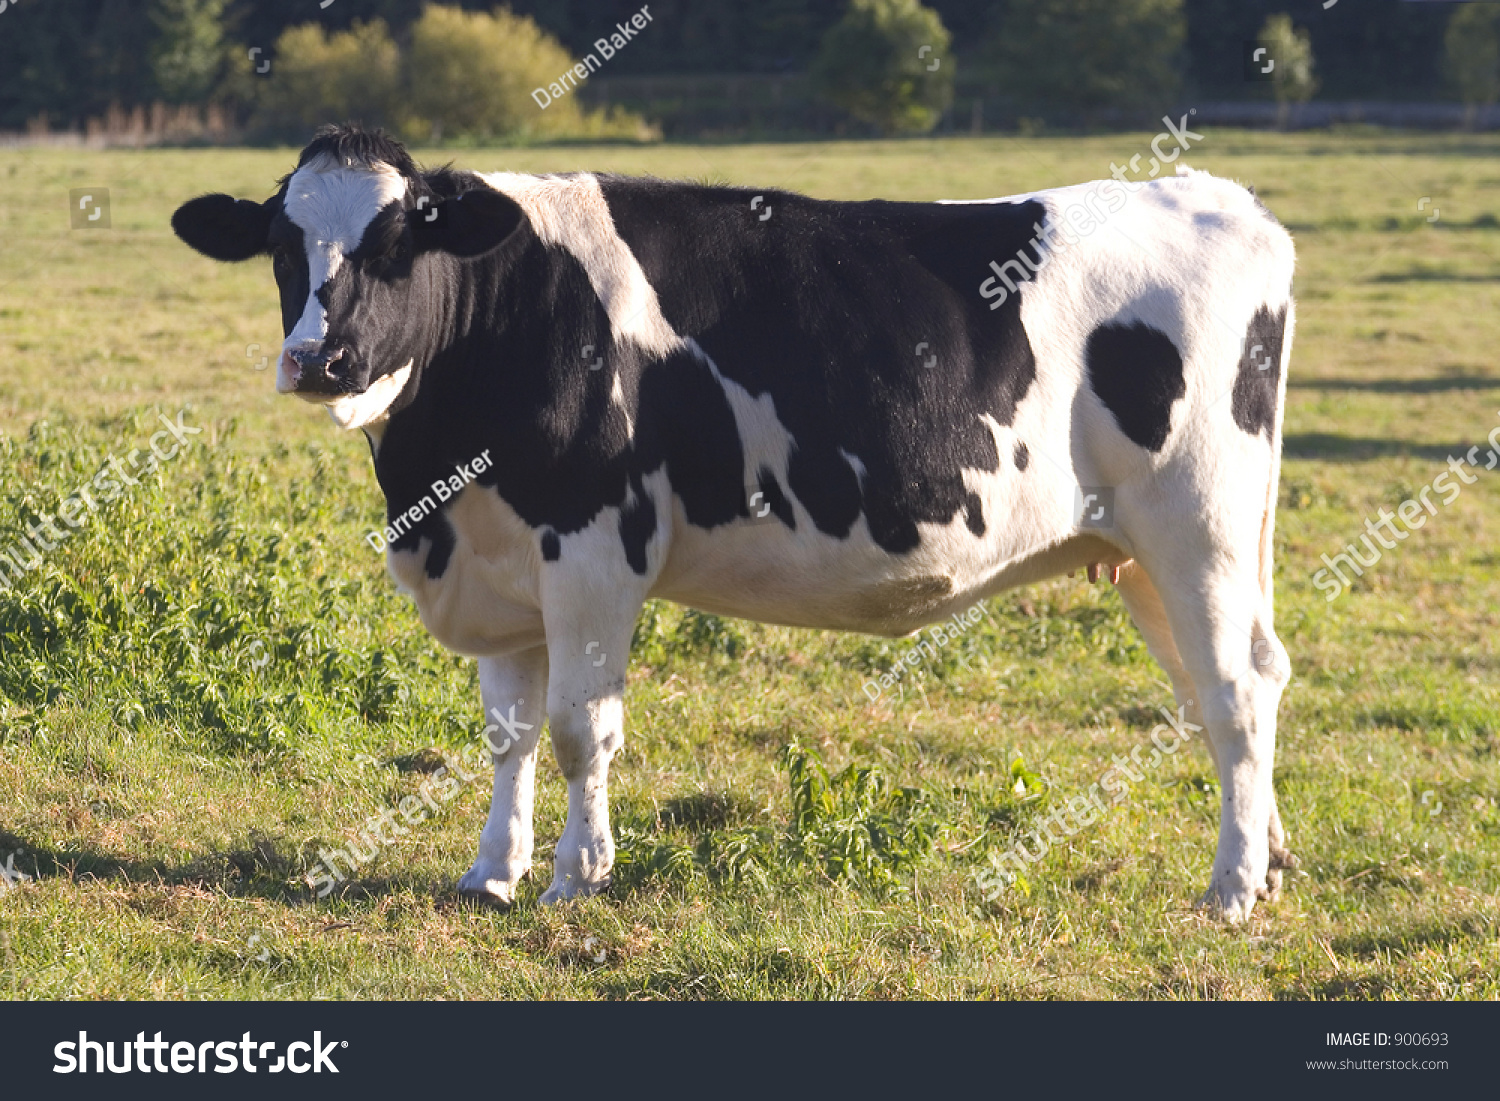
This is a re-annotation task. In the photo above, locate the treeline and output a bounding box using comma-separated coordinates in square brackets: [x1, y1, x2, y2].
[0, 0, 1483, 135]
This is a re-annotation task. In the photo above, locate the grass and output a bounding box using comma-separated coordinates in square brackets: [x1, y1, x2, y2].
[0, 130, 1497, 1000]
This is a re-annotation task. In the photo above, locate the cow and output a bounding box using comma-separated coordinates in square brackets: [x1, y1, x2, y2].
[171, 124, 1297, 922]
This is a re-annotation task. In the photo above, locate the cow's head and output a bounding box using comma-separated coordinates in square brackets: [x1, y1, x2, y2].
[171, 125, 523, 428]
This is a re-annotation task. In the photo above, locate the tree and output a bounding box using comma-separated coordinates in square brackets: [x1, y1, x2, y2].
[1445, 3, 1500, 127]
[989, 0, 1184, 118]
[251, 19, 404, 140]
[1258, 13, 1317, 128]
[148, 0, 230, 105]
[247, 6, 648, 145]
[811, 0, 953, 136]
[407, 5, 588, 142]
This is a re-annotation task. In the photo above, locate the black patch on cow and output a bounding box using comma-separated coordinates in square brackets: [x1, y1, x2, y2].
[618, 477, 656, 575]
[963, 492, 986, 536]
[1232, 304, 1287, 442]
[1086, 321, 1185, 453]
[1014, 442, 1029, 471]
[633, 347, 745, 531]
[600, 179, 1045, 555]
[752, 467, 796, 529]
[386, 510, 454, 581]
[422, 525, 455, 578]
[540, 530, 560, 561]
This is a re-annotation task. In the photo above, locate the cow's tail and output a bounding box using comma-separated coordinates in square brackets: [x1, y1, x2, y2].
[1258, 296, 1295, 617]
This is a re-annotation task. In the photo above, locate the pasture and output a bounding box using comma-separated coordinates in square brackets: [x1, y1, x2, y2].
[0, 130, 1496, 999]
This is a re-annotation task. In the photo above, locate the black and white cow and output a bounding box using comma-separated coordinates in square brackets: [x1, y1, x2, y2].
[172, 125, 1297, 921]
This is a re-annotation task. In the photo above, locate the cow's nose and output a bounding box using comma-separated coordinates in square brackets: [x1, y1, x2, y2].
[290, 345, 345, 371]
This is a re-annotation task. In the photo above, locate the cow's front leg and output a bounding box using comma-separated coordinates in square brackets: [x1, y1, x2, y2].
[457, 646, 548, 907]
[538, 609, 636, 905]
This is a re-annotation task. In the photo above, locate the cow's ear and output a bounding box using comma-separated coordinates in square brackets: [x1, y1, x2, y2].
[411, 188, 522, 259]
[171, 193, 275, 262]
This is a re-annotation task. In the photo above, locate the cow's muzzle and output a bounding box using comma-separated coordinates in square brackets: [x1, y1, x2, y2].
[279, 343, 358, 398]
[290, 345, 344, 373]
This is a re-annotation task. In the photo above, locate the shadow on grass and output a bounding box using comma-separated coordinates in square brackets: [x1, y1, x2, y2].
[656, 790, 756, 831]
[1368, 271, 1500, 283]
[1289, 374, 1500, 394]
[1331, 912, 1497, 960]
[0, 826, 315, 905]
[592, 942, 835, 1000]
[1281, 434, 1471, 462]
[1293, 975, 1394, 1000]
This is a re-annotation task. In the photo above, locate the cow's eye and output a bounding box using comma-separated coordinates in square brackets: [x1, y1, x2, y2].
[369, 242, 408, 276]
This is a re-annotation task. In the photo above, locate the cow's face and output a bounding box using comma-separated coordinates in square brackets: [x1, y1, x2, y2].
[172, 143, 521, 428]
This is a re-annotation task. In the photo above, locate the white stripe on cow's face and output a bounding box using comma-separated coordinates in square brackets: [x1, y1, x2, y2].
[480, 172, 683, 362]
[280, 155, 407, 360]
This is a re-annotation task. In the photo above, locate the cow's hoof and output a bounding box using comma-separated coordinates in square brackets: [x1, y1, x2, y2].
[1197, 874, 1259, 924]
[456, 869, 522, 909]
[538, 874, 612, 907]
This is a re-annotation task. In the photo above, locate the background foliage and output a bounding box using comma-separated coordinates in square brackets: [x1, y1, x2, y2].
[0, 1, 1494, 137]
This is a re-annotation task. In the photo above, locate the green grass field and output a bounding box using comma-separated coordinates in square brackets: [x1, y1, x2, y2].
[0, 130, 1496, 1000]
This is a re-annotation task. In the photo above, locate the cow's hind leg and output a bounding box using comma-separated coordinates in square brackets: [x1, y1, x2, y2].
[1114, 562, 1296, 905]
[1170, 569, 1288, 922]
[458, 647, 549, 907]
[1121, 532, 1291, 921]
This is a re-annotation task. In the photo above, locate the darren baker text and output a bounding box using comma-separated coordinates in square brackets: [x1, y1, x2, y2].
[863, 603, 988, 702]
[365, 450, 492, 552]
[532, 5, 652, 110]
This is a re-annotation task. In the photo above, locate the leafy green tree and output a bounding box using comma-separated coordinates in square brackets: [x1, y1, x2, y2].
[247, 6, 648, 145]
[1258, 13, 1317, 127]
[811, 0, 953, 136]
[989, 0, 1184, 117]
[408, 5, 594, 141]
[251, 19, 404, 139]
[1445, 3, 1500, 126]
[148, 0, 230, 104]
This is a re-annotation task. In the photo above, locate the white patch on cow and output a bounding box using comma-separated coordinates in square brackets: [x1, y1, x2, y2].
[681, 335, 798, 501]
[386, 478, 546, 656]
[479, 172, 684, 362]
[281, 156, 407, 358]
[839, 448, 868, 482]
[609, 369, 633, 437]
[326, 361, 413, 430]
